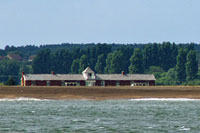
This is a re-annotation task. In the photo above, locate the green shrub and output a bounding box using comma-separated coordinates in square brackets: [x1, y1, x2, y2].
[5, 77, 16, 86]
[187, 79, 200, 86]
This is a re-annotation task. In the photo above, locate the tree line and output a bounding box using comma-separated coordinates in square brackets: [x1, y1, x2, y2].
[0, 42, 199, 85]
[32, 43, 198, 85]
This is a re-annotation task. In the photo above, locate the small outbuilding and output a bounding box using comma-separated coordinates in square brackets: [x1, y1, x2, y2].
[21, 67, 156, 86]
[7, 54, 22, 61]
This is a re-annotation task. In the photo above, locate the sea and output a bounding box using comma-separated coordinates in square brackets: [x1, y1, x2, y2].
[0, 98, 200, 132]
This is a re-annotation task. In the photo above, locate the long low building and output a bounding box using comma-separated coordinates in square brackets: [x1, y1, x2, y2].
[21, 67, 156, 86]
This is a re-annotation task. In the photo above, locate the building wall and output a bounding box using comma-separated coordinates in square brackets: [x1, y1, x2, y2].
[50, 80, 62, 86]
[24, 80, 86, 86]
[24, 80, 46, 86]
[79, 81, 86, 86]
[149, 80, 155, 86]
[105, 80, 131, 86]
[25, 81, 32, 86]
[95, 80, 102, 86]
[36, 81, 47, 86]
[105, 80, 117, 86]
[119, 80, 131, 86]
[133, 80, 155, 86]
[23, 79, 155, 86]
[96, 80, 155, 86]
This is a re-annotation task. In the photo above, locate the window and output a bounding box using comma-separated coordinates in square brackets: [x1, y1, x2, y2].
[86, 81, 95, 86]
[88, 73, 92, 76]
[116, 81, 120, 86]
[47, 81, 50, 86]
[61, 81, 65, 86]
[134, 83, 147, 86]
[31, 81, 36, 86]
[101, 81, 105, 86]
[65, 82, 77, 86]
[76, 81, 80, 86]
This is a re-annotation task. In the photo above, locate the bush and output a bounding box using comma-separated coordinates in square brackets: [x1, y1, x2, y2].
[5, 77, 16, 86]
[156, 77, 178, 86]
[187, 79, 200, 86]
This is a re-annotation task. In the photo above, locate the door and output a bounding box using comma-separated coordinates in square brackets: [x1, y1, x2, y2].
[86, 81, 95, 86]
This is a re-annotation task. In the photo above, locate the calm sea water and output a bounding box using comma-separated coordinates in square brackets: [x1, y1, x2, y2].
[0, 98, 200, 132]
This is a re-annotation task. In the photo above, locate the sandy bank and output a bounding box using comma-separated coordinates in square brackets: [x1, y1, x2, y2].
[0, 86, 200, 100]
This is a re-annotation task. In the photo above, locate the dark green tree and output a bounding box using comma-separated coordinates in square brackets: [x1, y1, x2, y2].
[104, 53, 112, 73]
[87, 47, 96, 70]
[186, 50, 198, 81]
[143, 44, 153, 69]
[71, 59, 80, 74]
[171, 43, 178, 67]
[32, 49, 52, 74]
[175, 48, 187, 83]
[160, 42, 173, 71]
[105, 50, 124, 74]
[118, 46, 134, 73]
[166, 68, 176, 79]
[129, 48, 144, 74]
[5, 77, 16, 86]
[79, 55, 89, 73]
[0, 60, 20, 76]
[0, 60, 20, 83]
[19, 64, 32, 76]
[151, 43, 159, 66]
[96, 44, 112, 59]
[71, 48, 81, 60]
[95, 54, 106, 73]
[51, 49, 72, 73]
[186, 43, 194, 52]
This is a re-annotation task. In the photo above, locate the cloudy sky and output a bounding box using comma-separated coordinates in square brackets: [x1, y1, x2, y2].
[0, 0, 199, 48]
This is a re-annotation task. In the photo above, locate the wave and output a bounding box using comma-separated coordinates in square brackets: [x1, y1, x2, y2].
[129, 98, 200, 101]
[0, 97, 49, 101]
[0, 97, 199, 102]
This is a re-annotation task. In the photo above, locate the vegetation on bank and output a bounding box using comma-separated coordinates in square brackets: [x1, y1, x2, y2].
[0, 42, 199, 85]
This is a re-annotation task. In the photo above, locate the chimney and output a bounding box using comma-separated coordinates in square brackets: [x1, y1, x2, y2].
[22, 72, 24, 75]
[51, 71, 55, 75]
[122, 71, 125, 75]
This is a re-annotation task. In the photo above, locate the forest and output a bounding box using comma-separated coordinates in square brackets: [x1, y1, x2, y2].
[0, 42, 200, 85]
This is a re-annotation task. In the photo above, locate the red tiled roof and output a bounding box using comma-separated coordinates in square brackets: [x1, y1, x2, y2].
[7, 54, 22, 61]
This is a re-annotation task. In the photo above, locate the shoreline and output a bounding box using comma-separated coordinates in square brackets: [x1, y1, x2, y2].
[0, 86, 200, 100]
[0, 97, 200, 101]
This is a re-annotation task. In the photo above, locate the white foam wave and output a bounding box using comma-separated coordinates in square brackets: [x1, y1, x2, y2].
[129, 98, 200, 101]
[179, 126, 191, 131]
[0, 97, 49, 101]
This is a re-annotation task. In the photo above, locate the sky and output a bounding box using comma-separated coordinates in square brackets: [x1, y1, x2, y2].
[0, 0, 199, 49]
